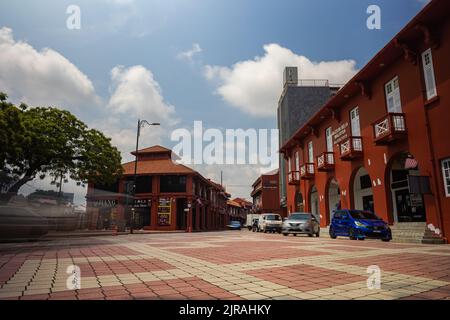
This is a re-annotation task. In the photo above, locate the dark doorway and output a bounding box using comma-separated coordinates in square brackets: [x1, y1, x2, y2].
[97, 208, 112, 230]
[133, 208, 151, 229]
[395, 189, 426, 222]
[176, 198, 187, 230]
[362, 195, 374, 213]
[192, 206, 197, 230]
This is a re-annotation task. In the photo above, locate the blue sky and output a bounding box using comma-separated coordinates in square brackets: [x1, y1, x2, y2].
[0, 0, 427, 204]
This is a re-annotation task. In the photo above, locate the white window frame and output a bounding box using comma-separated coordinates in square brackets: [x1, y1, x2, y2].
[295, 151, 300, 171]
[288, 157, 292, 173]
[308, 141, 314, 163]
[385, 77, 402, 113]
[422, 48, 438, 100]
[350, 106, 361, 137]
[442, 158, 450, 197]
[326, 127, 333, 152]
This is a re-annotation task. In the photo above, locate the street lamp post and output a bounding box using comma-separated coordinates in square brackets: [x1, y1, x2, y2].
[130, 119, 160, 234]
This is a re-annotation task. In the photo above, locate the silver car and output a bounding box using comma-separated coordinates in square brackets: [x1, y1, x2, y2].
[282, 212, 320, 237]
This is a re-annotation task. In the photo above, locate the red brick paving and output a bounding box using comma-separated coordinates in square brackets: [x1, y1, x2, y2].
[337, 252, 450, 281]
[78, 258, 175, 277]
[170, 244, 329, 264]
[246, 264, 365, 291]
[1, 232, 450, 300]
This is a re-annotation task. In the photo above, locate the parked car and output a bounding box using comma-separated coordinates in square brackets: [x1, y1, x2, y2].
[0, 206, 49, 241]
[329, 210, 392, 242]
[282, 212, 320, 237]
[258, 213, 282, 233]
[227, 220, 242, 230]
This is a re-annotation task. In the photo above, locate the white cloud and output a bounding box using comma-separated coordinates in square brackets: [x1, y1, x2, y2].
[0, 27, 100, 110]
[204, 43, 358, 118]
[104, 65, 179, 162]
[177, 43, 203, 62]
[107, 65, 178, 126]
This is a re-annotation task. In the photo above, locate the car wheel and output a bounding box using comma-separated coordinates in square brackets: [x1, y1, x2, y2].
[358, 237, 365, 240]
[308, 233, 313, 237]
[329, 227, 337, 239]
[316, 232, 320, 237]
[283, 233, 288, 236]
[382, 238, 391, 242]
[349, 228, 357, 240]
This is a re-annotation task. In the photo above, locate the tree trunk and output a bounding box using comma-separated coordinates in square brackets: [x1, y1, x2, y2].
[0, 175, 34, 204]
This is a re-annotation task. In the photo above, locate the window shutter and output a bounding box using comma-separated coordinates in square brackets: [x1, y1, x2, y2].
[422, 49, 437, 100]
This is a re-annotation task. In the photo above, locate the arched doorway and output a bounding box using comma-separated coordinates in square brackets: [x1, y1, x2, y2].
[327, 178, 341, 221]
[310, 186, 319, 221]
[352, 167, 374, 212]
[295, 191, 304, 212]
[388, 153, 426, 223]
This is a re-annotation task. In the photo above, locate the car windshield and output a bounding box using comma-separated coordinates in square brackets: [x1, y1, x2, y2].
[349, 211, 379, 220]
[265, 215, 281, 221]
[231, 221, 240, 224]
[289, 213, 310, 220]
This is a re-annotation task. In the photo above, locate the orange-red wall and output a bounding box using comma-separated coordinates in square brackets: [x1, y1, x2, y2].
[285, 17, 450, 241]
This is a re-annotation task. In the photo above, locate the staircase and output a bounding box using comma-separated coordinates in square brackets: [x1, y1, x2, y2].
[390, 222, 445, 244]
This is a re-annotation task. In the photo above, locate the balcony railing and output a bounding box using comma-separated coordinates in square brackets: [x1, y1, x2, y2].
[300, 163, 315, 179]
[373, 113, 407, 145]
[317, 152, 335, 172]
[288, 171, 300, 185]
[340, 137, 363, 161]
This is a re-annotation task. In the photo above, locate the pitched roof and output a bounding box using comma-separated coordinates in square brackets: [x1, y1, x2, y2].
[131, 145, 172, 155]
[227, 199, 241, 207]
[122, 159, 196, 175]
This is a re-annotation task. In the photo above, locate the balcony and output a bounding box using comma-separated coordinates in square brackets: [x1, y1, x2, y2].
[373, 113, 407, 145]
[340, 137, 363, 161]
[300, 163, 315, 180]
[288, 171, 300, 185]
[317, 152, 335, 172]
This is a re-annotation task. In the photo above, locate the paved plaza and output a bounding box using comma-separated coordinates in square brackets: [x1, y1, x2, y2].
[0, 231, 450, 300]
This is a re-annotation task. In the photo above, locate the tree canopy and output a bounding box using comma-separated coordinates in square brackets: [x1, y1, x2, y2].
[0, 92, 123, 202]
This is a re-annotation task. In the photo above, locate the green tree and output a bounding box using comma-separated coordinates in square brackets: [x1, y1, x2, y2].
[0, 92, 123, 203]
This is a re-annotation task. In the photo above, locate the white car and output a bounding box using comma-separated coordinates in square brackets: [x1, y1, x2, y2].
[258, 213, 283, 233]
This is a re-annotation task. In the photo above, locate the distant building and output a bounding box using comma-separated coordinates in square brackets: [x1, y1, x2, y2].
[277, 67, 340, 214]
[226, 198, 252, 225]
[86, 145, 229, 232]
[251, 169, 285, 217]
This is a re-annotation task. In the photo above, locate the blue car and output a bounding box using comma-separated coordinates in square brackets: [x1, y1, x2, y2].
[329, 210, 392, 242]
[227, 221, 242, 230]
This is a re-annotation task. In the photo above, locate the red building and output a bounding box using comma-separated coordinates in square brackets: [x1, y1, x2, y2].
[226, 198, 252, 225]
[251, 169, 286, 217]
[86, 146, 229, 232]
[280, 0, 450, 243]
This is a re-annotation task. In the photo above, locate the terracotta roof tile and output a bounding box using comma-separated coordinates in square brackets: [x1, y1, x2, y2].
[131, 145, 172, 155]
[122, 159, 196, 175]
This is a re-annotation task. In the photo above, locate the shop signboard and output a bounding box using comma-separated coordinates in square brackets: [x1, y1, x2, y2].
[158, 197, 171, 226]
[332, 122, 349, 145]
[133, 199, 152, 208]
[92, 199, 118, 208]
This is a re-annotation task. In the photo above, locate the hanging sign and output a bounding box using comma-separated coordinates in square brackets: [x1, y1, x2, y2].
[332, 122, 349, 145]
